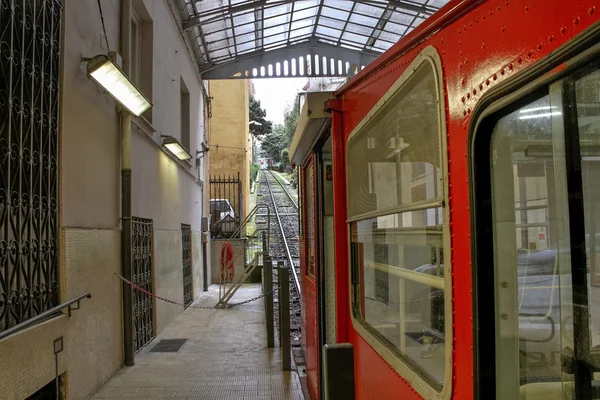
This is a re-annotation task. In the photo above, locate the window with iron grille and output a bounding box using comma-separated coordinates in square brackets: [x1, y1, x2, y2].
[0, 0, 62, 332]
[181, 223, 192, 308]
[132, 217, 154, 352]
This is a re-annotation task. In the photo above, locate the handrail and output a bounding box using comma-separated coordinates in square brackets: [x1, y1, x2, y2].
[0, 292, 92, 341]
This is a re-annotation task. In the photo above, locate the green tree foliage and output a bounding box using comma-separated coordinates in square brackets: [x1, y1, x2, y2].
[249, 95, 272, 137]
[260, 95, 300, 170]
[261, 124, 285, 163]
[250, 163, 259, 186]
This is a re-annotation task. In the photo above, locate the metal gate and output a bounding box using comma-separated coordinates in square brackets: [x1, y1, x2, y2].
[181, 223, 192, 308]
[209, 173, 242, 238]
[0, 0, 63, 332]
[132, 217, 154, 352]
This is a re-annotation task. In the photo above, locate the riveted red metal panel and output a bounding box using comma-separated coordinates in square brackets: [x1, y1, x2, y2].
[332, 1, 600, 400]
[330, 108, 349, 344]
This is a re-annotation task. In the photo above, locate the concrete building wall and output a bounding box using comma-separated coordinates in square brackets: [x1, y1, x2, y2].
[128, 0, 206, 332]
[0, 0, 209, 399]
[209, 80, 251, 220]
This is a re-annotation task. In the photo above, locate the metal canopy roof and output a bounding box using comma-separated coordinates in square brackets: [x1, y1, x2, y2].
[175, 0, 448, 79]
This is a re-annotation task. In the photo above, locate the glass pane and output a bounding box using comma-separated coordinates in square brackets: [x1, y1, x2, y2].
[490, 94, 571, 399]
[352, 207, 445, 389]
[346, 62, 441, 218]
[576, 70, 600, 354]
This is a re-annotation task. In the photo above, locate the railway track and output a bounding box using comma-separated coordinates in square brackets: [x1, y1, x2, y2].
[256, 170, 302, 357]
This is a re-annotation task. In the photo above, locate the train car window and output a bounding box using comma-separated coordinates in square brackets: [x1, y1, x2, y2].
[347, 55, 448, 392]
[488, 64, 600, 400]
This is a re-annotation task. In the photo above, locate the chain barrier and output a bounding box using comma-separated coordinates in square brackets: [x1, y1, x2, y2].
[115, 273, 272, 309]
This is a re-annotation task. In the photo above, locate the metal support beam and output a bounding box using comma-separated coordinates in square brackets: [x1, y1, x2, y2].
[183, 0, 295, 30]
[201, 37, 377, 79]
[359, 0, 437, 15]
[365, 5, 394, 50]
[254, 6, 263, 52]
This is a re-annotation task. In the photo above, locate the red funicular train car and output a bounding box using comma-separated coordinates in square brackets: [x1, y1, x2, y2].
[289, 1, 600, 399]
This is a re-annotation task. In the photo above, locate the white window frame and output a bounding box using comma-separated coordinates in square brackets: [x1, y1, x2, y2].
[346, 46, 453, 400]
[130, 11, 142, 86]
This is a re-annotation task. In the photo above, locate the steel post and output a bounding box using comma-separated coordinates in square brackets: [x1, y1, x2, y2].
[279, 261, 291, 370]
[264, 256, 274, 348]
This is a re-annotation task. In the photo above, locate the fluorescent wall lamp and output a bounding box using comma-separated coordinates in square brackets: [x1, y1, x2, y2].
[161, 135, 192, 161]
[85, 54, 151, 116]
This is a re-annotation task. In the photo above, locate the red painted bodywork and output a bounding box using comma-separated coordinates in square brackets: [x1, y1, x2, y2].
[302, 159, 320, 400]
[297, 1, 600, 399]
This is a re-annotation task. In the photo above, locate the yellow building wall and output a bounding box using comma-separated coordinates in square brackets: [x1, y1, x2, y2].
[208, 80, 251, 219]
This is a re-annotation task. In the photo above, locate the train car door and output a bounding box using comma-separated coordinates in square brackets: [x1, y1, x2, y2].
[314, 134, 335, 400]
[472, 54, 600, 400]
[303, 156, 319, 400]
[304, 131, 335, 400]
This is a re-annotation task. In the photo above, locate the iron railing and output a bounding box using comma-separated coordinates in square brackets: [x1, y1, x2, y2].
[209, 173, 242, 239]
[0, 292, 91, 341]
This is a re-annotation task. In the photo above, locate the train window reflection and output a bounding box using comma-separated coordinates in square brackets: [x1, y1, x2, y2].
[491, 94, 566, 399]
[490, 67, 600, 399]
[347, 57, 448, 391]
[576, 69, 600, 353]
[346, 61, 442, 219]
[351, 208, 445, 388]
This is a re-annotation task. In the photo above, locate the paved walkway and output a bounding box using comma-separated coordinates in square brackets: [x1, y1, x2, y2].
[91, 284, 304, 400]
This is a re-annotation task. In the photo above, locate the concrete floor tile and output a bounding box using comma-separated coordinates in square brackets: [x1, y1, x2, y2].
[90, 285, 303, 400]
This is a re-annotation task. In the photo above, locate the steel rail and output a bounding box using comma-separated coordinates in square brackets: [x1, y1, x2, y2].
[268, 170, 298, 209]
[264, 170, 301, 297]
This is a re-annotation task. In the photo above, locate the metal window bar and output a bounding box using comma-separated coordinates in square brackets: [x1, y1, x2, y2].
[181, 223, 193, 308]
[132, 217, 154, 352]
[0, 0, 63, 333]
[209, 173, 242, 239]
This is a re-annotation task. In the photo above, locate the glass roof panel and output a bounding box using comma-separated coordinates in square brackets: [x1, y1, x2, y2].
[264, 13, 290, 29]
[264, 25, 286, 38]
[374, 38, 394, 51]
[389, 11, 416, 26]
[289, 26, 314, 40]
[237, 41, 255, 54]
[316, 26, 342, 40]
[265, 4, 291, 17]
[264, 33, 287, 46]
[293, 6, 318, 21]
[319, 16, 346, 30]
[349, 13, 379, 28]
[321, 6, 349, 20]
[323, 0, 353, 11]
[291, 18, 315, 31]
[345, 22, 375, 37]
[353, 3, 384, 18]
[181, 0, 449, 70]
[341, 31, 369, 45]
[295, 0, 320, 11]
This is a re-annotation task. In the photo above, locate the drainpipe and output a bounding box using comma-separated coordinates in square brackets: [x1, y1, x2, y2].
[120, 0, 134, 367]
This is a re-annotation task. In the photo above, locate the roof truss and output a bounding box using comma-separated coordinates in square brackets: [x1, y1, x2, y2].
[175, 0, 444, 79]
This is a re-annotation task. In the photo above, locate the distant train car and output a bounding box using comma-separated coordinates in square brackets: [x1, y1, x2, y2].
[289, 1, 600, 399]
[259, 158, 273, 169]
